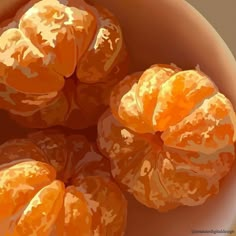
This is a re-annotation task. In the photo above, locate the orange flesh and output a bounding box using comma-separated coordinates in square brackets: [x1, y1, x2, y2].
[0, 28, 65, 94]
[98, 64, 236, 211]
[76, 5, 123, 83]
[62, 186, 92, 236]
[0, 160, 56, 226]
[136, 64, 181, 129]
[13, 180, 65, 236]
[162, 93, 236, 153]
[0, 130, 127, 235]
[10, 45, 128, 129]
[0, 0, 128, 129]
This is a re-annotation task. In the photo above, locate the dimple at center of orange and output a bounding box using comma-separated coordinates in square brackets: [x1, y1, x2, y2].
[141, 132, 164, 152]
[97, 64, 236, 212]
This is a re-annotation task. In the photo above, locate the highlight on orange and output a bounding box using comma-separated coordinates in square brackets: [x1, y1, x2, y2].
[97, 63, 236, 212]
[0, 0, 128, 129]
[0, 129, 127, 235]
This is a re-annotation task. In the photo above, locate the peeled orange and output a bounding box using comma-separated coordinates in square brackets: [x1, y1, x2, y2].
[97, 64, 236, 211]
[0, 0, 128, 129]
[0, 129, 127, 235]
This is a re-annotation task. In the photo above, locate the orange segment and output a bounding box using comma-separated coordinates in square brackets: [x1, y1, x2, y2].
[13, 180, 65, 236]
[100, 44, 129, 102]
[69, 3, 97, 63]
[6, 66, 64, 94]
[50, 201, 65, 236]
[9, 61, 128, 129]
[110, 72, 151, 133]
[10, 91, 69, 128]
[76, 176, 127, 236]
[132, 150, 179, 211]
[0, 81, 59, 115]
[0, 160, 56, 222]
[162, 93, 236, 154]
[160, 144, 234, 206]
[97, 63, 236, 211]
[136, 64, 180, 128]
[1, 0, 127, 129]
[0, 28, 43, 77]
[162, 144, 235, 183]
[97, 110, 151, 188]
[63, 186, 92, 236]
[152, 70, 218, 131]
[0, 28, 65, 93]
[97, 107, 236, 211]
[161, 159, 218, 206]
[77, 5, 123, 83]
[10, 45, 128, 129]
[0, 139, 47, 167]
[28, 130, 68, 179]
[27, 131, 110, 183]
[97, 111, 178, 211]
[19, 0, 97, 78]
[66, 47, 128, 129]
[19, 0, 75, 77]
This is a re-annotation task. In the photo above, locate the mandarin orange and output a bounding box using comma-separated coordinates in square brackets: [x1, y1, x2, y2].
[0, 0, 128, 128]
[0, 129, 127, 235]
[97, 64, 236, 211]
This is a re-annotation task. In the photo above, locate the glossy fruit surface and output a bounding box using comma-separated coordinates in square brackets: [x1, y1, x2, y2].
[0, 129, 127, 235]
[97, 64, 236, 211]
[0, 0, 128, 129]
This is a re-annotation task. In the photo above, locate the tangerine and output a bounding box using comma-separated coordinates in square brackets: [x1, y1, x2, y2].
[97, 64, 236, 211]
[0, 0, 128, 129]
[0, 129, 127, 235]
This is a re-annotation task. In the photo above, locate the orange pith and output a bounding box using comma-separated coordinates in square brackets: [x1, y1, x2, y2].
[0, 130, 127, 235]
[0, 0, 128, 129]
[97, 64, 236, 211]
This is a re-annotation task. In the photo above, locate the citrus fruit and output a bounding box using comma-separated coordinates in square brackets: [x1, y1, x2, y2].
[97, 64, 236, 211]
[0, 0, 128, 129]
[0, 129, 127, 235]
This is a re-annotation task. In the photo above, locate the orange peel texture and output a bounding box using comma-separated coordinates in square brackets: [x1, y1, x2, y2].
[0, 0, 128, 128]
[97, 64, 236, 212]
[0, 129, 127, 235]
